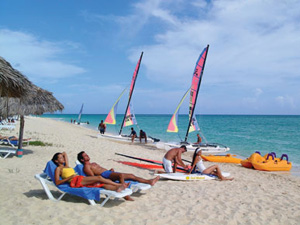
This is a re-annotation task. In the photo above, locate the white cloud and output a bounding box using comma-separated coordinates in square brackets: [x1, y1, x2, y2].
[0, 29, 86, 81]
[254, 88, 263, 97]
[124, 0, 300, 90]
[276, 95, 295, 108]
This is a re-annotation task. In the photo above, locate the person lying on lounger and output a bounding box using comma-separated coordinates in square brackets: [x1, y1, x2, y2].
[77, 151, 160, 187]
[188, 148, 234, 181]
[0, 134, 31, 141]
[52, 152, 129, 192]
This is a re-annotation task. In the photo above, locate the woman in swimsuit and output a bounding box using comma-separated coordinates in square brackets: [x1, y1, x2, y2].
[52, 152, 129, 191]
[189, 148, 234, 181]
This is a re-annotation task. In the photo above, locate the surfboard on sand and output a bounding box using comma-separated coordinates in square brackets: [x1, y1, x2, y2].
[154, 172, 231, 181]
[117, 161, 187, 172]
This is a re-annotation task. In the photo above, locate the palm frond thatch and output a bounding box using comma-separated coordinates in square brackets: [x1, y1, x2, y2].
[0, 56, 32, 97]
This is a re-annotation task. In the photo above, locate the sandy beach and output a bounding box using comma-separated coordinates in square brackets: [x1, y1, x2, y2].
[1, 116, 300, 225]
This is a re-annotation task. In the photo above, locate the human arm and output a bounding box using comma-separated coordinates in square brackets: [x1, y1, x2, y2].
[83, 164, 95, 176]
[175, 153, 186, 168]
[109, 168, 115, 172]
[62, 152, 69, 167]
[188, 156, 199, 174]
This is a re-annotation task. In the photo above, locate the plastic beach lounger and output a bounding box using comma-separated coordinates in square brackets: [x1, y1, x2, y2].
[0, 138, 30, 148]
[35, 161, 133, 207]
[0, 147, 16, 159]
[74, 161, 152, 193]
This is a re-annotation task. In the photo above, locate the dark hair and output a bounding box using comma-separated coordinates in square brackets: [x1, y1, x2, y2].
[52, 152, 62, 166]
[180, 145, 187, 151]
[190, 148, 200, 172]
[77, 151, 85, 164]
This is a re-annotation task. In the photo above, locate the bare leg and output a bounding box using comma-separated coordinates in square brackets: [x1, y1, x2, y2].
[173, 162, 178, 173]
[203, 165, 234, 181]
[102, 184, 126, 192]
[110, 173, 160, 186]
[81, 176, 123, 187]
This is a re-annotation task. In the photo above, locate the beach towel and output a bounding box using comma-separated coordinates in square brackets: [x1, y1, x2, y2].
[44, 161, 102, 201]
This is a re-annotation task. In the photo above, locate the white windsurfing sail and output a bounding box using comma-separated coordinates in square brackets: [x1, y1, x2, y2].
[77, 103, 84, 123]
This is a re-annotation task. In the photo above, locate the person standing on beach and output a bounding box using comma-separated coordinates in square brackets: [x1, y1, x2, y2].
[162, 146, 189, 173]
[189, 148, 234, 181]
[77, 151, 160, 187]
[98, 120, 106, 134]
[139, 130, 147, 143]
[130, 127, 137, 142]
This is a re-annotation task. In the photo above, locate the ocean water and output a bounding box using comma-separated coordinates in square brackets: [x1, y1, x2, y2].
[40, 114, 300, 171]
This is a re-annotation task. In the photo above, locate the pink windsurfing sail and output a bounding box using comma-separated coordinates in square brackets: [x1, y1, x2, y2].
[119, 52, 143, 134]
[167, 88, 190, 132]
[185, 45, 209, 142]
[123, 104, 137, 127]
[104, 88, 127, 125]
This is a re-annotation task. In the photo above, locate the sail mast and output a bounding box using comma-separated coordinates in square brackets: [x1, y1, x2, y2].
[184, 45, 209, 142]
[119, 52, 143, 135]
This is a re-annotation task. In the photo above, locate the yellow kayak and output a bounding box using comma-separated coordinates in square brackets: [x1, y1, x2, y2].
[201, 154, 242, 164]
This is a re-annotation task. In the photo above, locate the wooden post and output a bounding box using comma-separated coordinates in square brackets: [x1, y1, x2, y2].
[17, 115, 25, 158]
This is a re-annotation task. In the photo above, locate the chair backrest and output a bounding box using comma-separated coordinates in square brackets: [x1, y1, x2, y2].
[74, 164, 87, 176]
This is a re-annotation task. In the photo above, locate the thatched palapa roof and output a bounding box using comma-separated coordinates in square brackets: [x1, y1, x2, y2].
[0, 56, 32, 98]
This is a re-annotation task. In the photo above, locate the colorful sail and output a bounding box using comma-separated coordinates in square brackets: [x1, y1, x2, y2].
[119, 52, 143, 134]
[123, 104, 137, 127]
[167, 88, 190, 132]
[188, 115, 200, 133]
[104, 88, 127, 125]
[77, 103, 84, 123]
[185, 45, 209, 141]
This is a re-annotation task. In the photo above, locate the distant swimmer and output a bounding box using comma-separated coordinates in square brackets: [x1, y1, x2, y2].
[189, 148, 234, 181]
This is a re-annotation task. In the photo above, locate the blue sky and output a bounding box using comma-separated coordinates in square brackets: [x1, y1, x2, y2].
[1, 0, 299, 115]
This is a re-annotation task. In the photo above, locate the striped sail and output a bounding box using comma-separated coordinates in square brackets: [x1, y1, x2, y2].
[167, 89, 190, 132]
[185, 45, 209, 141]
[119, 52, 143, 134]
[188, 115, 200, 133]
[104, 88, 127, 125]
[123, 104, 137, 127]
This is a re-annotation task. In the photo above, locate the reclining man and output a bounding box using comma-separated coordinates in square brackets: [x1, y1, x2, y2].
[77, 151, 160, 190]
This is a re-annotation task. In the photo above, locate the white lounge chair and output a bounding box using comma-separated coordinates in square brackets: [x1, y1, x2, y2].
[0, 124, 15, 130]
[0, 147, 16, 159]
[35, 161, 133, 207]
[0, 138, 30, 148]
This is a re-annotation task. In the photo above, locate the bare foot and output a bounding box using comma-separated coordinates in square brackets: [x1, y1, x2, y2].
[116, 185, 125, 192]
[123, 182, 131, 189]
[150, 176, 160, 186]
[124, 196, 134, 201]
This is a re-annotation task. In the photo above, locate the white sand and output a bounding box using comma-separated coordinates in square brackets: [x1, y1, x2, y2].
[1, 116, 300, 225]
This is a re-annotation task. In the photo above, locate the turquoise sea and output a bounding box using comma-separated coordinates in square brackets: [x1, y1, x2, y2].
[40, 114, 300, 174]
